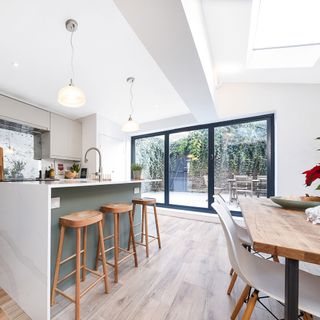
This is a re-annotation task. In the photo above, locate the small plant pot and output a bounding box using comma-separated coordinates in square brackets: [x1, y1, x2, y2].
[132, 170, 142, 180]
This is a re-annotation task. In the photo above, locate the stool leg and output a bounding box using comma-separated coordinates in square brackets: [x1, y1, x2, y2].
[51, 225, 65, 306]
[144, 205, 149, 258]
[153, 204, 161, 249]
[128, 203, 136, 251]
[75, 228, 81, 320]
[95, 216, 104, 271]
[82, 226, 87, 282]
[114, 213, 119, 283]
[141, 204, 145, 244]
[98, 220, 109, 293]
[129, 210, 138, 267]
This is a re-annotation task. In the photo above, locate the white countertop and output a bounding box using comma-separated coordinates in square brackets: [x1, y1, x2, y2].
[2, 179, 160, 188]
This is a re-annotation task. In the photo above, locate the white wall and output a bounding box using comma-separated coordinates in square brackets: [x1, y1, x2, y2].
[81, 113, 130, 180]
[215, 83, 320, 196]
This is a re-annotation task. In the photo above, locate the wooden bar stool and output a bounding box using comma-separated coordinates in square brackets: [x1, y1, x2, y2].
[96, 203, 138, 283]
[128, 198, 161, 258]
[51, 211, 109, 320]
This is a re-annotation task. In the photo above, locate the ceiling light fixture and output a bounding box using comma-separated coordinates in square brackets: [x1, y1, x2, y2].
[58, 19, 86, 108]
[12, 62, 19, 68]
[121, 77, 140, 133]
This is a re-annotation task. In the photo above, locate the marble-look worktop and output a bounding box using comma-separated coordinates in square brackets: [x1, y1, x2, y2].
[0, 179, 150, 319]
[3, 178, 155, 188]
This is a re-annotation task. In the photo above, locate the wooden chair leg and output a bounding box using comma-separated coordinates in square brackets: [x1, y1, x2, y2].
[114, 213, 119, 283]
[75, 228, 81, 320]
[303, 312, 314, 320]
[272, 255, 280, 263]
[229, 267, 234, 276]
[82, 226, 87, 282]
[144, 205, 149, 257]
[51, 225, 65, 306]
[153, 204, 161, 249]
[129, 210, 138, 267]
[141, 205, 145, 244]
[231, 285, 251, 320]
[227, 272, 238, 295]
[128, 204, 136, 251]
[242, 290, 259, 320]
[98, 220, 109, 293]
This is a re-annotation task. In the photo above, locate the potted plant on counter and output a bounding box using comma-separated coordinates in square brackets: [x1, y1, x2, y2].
[65, 163, 80, 179]
[131, 163, 143, 180]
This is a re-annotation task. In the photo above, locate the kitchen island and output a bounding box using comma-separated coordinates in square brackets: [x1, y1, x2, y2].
[0, 179, 149, 320]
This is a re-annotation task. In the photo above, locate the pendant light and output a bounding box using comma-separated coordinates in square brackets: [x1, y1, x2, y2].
[6, 131, 14, 154]
[121, 77, 140, 132]
[58, 19, 86, 108]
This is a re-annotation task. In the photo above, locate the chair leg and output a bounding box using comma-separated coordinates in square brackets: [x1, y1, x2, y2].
[302, 312, 314, 320]
[128, 203, 136, 251]
[231, 285, 251, 320]
[141, 205, 145, 244]
[98, 220, 109, 293]
[272, 255, 280, 263]
[241, 290, 259, 320]
[129, 210, 138, 267]
[229, 267, 234, 276]
[75, 228, 81, 320]
[51, 225, 65, 306]
[144, 205, 149, 258]
[82, 226, 87, 282]
[153, 204, 161, 249]
[227, 272, 238, 295]
[114, 213, 119, 283]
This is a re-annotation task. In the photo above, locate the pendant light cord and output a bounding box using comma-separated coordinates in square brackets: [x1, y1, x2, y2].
[70, 29, 75, 84]
[129, 79, 134, 117]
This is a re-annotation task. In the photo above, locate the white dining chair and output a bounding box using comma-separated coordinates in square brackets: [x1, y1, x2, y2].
[214, 202, 319, 320]
[213, 195, 251, 295]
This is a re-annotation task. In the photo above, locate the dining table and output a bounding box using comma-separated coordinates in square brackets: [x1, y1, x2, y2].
[239, 198, 320, 320]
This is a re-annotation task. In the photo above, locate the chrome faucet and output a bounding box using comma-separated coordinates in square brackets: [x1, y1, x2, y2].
[84, 147, 103, 182]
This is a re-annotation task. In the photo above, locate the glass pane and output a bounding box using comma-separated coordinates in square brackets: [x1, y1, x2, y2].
[214, 120, 268, 212]
[135, 135, 165, 203]
[169, 129, 208, 208]
[0, 128, 41, 180]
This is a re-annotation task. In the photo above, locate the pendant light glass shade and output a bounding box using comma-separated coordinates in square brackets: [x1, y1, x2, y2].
[58, 82, 86, 107]
[121, 115, 140, 132]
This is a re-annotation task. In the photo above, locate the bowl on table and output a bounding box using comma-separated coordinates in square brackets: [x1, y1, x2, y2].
[270, 196, 320, 211]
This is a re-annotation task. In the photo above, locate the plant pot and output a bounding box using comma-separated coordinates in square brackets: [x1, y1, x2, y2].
[132, 170, 142, 180]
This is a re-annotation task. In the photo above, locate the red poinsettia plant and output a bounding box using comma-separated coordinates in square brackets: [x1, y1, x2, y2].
[303, 165, 320, 190]
[303, 137, 320, 190]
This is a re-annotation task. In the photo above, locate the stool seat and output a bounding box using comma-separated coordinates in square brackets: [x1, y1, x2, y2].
[132, 197, 156, 205]
[59, 210, 103, 228]
[100, 203, 133, 214]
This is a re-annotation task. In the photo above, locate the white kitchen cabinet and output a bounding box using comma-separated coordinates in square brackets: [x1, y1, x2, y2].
[0, 95, 50, 130]
[42, 113, 82, 160]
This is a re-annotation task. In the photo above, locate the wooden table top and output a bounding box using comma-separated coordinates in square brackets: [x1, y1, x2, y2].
[239, 198, 320, 264]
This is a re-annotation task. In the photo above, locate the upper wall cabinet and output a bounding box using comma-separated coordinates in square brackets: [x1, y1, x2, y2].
[0, 95, 50, 130]
[42, 113, 82, 161]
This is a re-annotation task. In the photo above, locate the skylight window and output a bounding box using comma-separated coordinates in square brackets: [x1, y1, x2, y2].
[247, 0, 320, 68]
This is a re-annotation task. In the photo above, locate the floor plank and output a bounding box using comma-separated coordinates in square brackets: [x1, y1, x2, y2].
[2, 213, 320, 319]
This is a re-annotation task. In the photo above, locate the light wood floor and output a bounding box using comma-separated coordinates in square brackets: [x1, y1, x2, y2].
[3, 214, 320, 319]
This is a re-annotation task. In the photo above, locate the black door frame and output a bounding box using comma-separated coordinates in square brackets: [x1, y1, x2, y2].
[131, 114, 275, 215]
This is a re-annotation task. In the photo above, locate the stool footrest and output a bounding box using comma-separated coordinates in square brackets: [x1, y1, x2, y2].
[135, 237, 157, 247]
[57, 265, 85, 285]
[60, 250, 84, 265]
[55, 289, 75, 303]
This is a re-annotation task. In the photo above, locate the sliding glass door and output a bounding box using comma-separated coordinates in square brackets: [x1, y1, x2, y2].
[214, 119, 270, 212]
[132, 114, 274, 214]
[169, 129, 208, 208]
[133, 135, 165, 203]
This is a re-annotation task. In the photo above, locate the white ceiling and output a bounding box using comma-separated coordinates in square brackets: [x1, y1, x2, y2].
[202, 0, 320, 84]
[0, 0, 191, 123]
